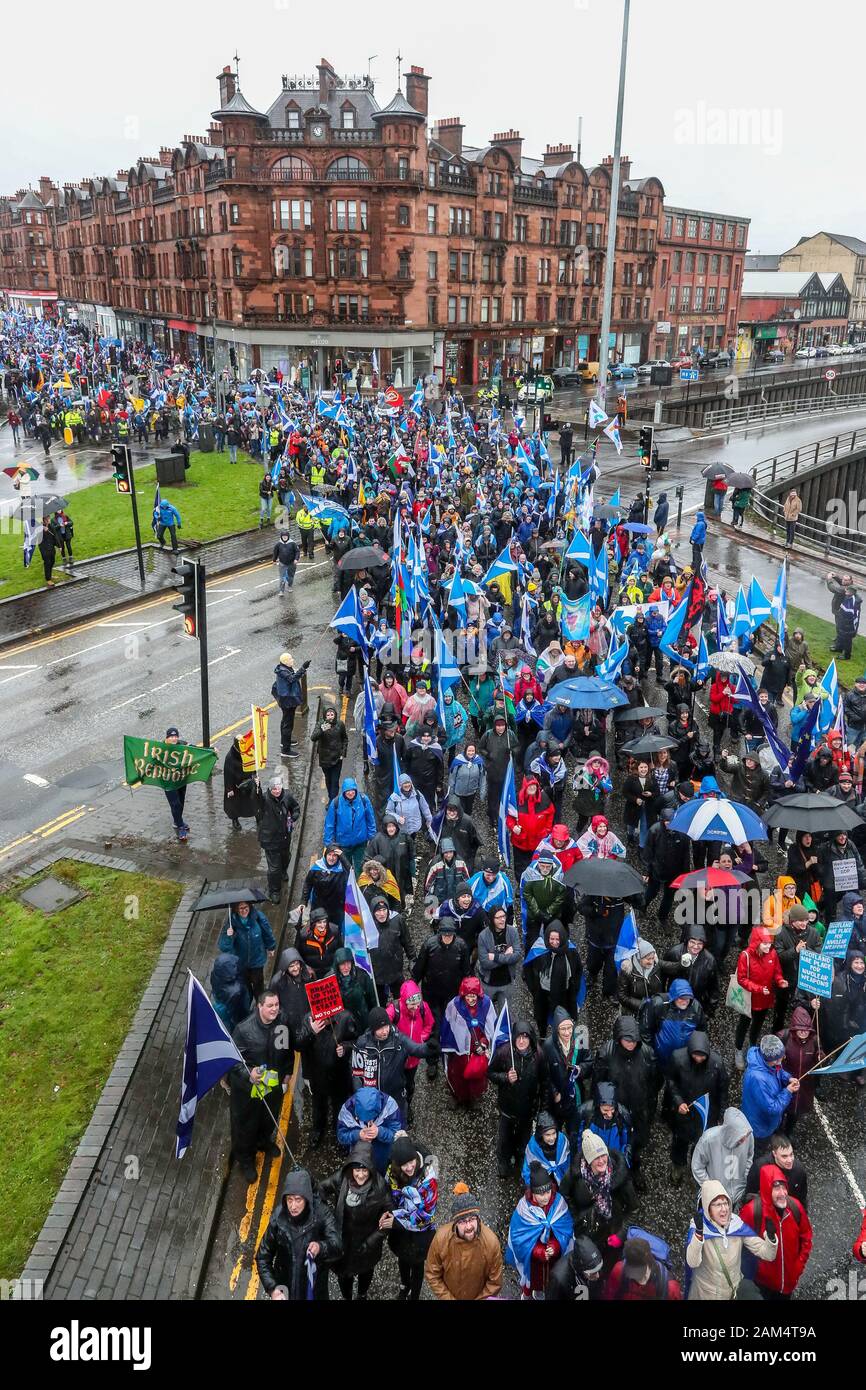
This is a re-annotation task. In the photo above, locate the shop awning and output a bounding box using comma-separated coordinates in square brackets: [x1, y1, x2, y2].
[168, 319, 197, 333]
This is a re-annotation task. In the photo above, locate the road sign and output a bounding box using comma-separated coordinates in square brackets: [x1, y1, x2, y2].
[825, 369, 837, 381]
[679, 369, 699, 382]
[655, 321, 671, 334]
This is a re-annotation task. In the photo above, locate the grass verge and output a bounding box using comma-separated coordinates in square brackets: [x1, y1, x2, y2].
[0, 449, 272, 599]
[785, 604, 866, 688]
[0, 859, 183, 1278]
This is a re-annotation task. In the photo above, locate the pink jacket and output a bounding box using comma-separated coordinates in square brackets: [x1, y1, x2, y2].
[387, 980, 434, 1070]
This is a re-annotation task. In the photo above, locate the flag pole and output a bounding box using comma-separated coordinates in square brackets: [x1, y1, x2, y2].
[798, 1035, 852, 1081]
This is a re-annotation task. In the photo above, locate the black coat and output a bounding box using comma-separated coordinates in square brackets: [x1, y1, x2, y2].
[593, 1021, 659, 1135]
[666, 1033, 729, 1128]
[367, 827, 413, 899]
[659, 943, 720, 1015]
[255, 786, 301, 850]
[440, 803, 481, 868]
[223, 743, 258, 820]
[303, 858, 350, 925]
[311, 718, 348, 769]
[413, 933, 470, 1005]
[256, 1179, 341, 1299]
[270, 948, 316, 1041]
[296, 1009, 358, 1099]
[479, 728, 512, 781]
[577, 897, 625, 951]
[488, 1027, 547, 1120]
[744, 1153, 809, 1211]
[369, 912, 414, 990]
[642, 821, 691, 882]
[560, 1148, 637, 1245]
[351, 1025, 429, 1107]
[318, 1146, 390, 1277]
[622, 774, 656, 831]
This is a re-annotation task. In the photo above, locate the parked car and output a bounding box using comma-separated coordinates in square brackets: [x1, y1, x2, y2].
[825, 343, 844, 356]
[608, 363, 638, 382]
[672, 353, 694, 369]
[795, 347, 816, 359]
[636, 358, 671, 376]
[814, 346, 830, 358]
[551, 366, 584, 388]
[576, 359, 601, 383]
[765, 348, 786, 364]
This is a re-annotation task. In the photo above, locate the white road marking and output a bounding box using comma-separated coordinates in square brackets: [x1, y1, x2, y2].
[107, 647, 242, 711]
[23, 773, 50, 787]
[95, 620, 154, 628]
[814, 1099, 866, 1207]
[0, 664, 39, 685]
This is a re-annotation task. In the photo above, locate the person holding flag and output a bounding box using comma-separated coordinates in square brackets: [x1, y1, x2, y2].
[685, 1181, 778, 1301]
[488, 1012, 548, 1179]
[665, 1031, 729, 1186]
[256, 1168, 342, 1300]
[229, 987, 294, 1185]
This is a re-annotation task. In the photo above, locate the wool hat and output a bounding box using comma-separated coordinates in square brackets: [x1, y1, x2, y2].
[390, 1136, 419, 1169]
[581, 1131, 609, 1164]
[367, 1006, 390, 1032]
[528, 1160, 552, 1194]
[165, 726, 180, 739]
[760, 1033, 786, 1062]
[451, 1182, 481, 1221]
[788, 905, 810, 924]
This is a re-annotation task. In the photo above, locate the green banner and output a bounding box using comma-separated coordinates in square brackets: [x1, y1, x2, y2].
[123, 736, 217, 789]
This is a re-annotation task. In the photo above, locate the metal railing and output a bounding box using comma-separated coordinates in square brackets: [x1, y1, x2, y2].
[704, 392, 866, 433]
[749, 490, 866, 565]
[749, 427, 863, 490]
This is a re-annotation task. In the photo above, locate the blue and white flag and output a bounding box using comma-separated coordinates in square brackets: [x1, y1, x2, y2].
[788, 698, 823, 783]
[546, 468, 560, 522]
[363, 673, 380, 766]
[409, 378, 425, 414]
[591, 537, 609, 605]
[732, 586, 752, 639]
[22, 509, 39, 568]
[659, 584, 690, 659]
[748, 577, 772, 630]
[330, 587, 370, 660]
[737, 672, 791, 771]
[564, 529, 592, 567]
[392, 744, 403, 798]
[597, 635, 629, 683]
[608, 487, 621, 509]
[816, 659, 840, 737]
[771, 560, 788, 649]
[614, 911, 639, 971]
[481, 543, 519, 588]
[691, 1093, 711, 1132]
[560, 592, 592, 642]
[433, 618, 461, 690]
[588, 399, 608, 430]
[519, 594, 537, 658]
[811, 1030, 866, 1076]
[176, 973, 243, 1158]
[493, 1000, 512, 1051]
[602, 419, 623, 455]
[497, 758, 518, 864]
[693, 633, 711, 683]
[716, 593, 733, 650]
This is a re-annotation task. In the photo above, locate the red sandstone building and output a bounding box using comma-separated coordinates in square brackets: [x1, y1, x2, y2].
[0, 58, 749, 389]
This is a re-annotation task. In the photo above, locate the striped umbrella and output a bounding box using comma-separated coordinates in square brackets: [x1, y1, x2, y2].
[669, 797, 768, 843]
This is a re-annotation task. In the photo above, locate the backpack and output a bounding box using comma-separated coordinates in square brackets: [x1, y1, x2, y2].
[613, 1226, 672, 1300]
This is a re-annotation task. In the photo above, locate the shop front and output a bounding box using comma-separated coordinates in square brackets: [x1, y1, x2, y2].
[219, 325, 437, 394]
[167, 318, 201, 361]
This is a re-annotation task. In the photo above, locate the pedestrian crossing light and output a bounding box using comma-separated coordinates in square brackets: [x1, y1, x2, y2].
[638, 426, 654, 468]
[172, 559, 200, 638]
[111, 444, 131, 494]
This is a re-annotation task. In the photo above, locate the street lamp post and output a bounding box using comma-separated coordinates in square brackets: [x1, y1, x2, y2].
[595, 0, 631, 411]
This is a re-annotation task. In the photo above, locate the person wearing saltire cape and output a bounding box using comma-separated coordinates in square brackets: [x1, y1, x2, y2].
[506, 1161, 574, 1299]
[439, 976, 497, 1104]
[685, 1180, 777, 1301]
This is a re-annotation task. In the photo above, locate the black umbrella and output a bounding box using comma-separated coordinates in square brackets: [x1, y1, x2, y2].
[613, 704, 667, 723]
[725, 472, 756, 489]
[620, 734, 679, 755]
[764, 793, 863, 834]
[563, 858, 647, 896]
[191, 886, 269, 912]
[338, 545, 389, 571]
[701, 463, 733, 480]
[8, 492, 71, 517]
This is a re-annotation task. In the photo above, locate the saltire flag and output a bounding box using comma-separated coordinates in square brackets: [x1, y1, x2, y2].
[602, 419, 623, 454]
[176, 972, 243, 1158]
[716, 593, 733, 650]
[343, 867, 380, 977]
[363, 673, 380, 766]
[747, 577, 772, 630]
[771, 560, 788, 649]
[737, 672, 791, 771]
[22, 508, 39, 568]
[614, 911, 639, 972]
[816, 659, 840, 737]
[659, 583, 691, 660]
[811, 1030, 866, 1076]
[691, 1093, 711, 1132]
[591, 536, 609, 605]
[546, 469, 560, 522]
[329, 587, 369, 661]
[448, 569, 478, 624]
[432, 617, 461, 690]
[732, 586, 752, 639]
[392, 744, 403, 798]
[512, 406, 526, 432]
[787, 698, 823, 783]
[564, 528, 592, 567]
[316, 392, 342, 421]
[481, 543, 519, 588]
[597, 635, 629, 683]
[497, 757, 518, 864]
[693, 633, 711, 683]
[409, 378, 425, 414]
[493, 1000, 512, 1051]
[608, 487, 621, 509]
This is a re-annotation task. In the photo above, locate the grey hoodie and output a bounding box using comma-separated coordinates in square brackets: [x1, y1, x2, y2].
[690, 1105, 755, 1204]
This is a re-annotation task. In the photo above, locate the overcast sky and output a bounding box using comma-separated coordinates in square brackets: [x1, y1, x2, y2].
[1, 0, 858, 252]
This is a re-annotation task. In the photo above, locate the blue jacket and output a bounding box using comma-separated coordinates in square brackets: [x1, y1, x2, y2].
[690, 512, 707, 545]
[646, 608, 666, 648]
[157, 500, 181, 528]
[336, 1088, 401, 1172]
[324, 777, 377, 848]
[217, 908, 276, 970]
[741, 1047, 793, 1141]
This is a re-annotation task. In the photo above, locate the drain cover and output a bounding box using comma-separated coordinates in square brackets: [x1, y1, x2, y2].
[19, 876, 86, 913]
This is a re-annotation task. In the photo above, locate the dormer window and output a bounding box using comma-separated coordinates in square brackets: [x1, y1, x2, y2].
[341, 104, 356, 130]
[286, 104, 301, 130]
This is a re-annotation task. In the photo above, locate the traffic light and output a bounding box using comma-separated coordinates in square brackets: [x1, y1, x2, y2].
[79, 375, 90, 397]
[172, 559, 200, 638]
[111, 443, 131, 494]
[638, 426, 654, 467]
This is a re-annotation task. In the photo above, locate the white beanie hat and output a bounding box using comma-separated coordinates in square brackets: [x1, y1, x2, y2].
[581, 1131, 609, 1164]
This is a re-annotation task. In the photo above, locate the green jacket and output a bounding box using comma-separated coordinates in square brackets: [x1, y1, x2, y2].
[334, 947, 377, 1031]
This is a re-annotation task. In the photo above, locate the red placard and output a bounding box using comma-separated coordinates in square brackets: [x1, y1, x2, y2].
[305, 974, 343, 1023]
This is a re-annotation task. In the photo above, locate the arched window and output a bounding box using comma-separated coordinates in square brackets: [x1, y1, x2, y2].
[326, 156, 370, 182]
[271, 155, 313, 182]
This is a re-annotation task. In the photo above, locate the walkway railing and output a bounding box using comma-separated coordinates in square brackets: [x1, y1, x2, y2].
[705, 392, 866, 434]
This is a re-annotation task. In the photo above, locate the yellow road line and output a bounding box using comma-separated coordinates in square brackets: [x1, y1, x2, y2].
[243, 1062, 299, 1301]
[40, 808, 89, 838]
[0, 804, 88, 858]
[210, 701, 277, 744]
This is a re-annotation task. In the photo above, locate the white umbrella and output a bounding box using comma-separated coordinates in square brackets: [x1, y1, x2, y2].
[708, 651, 755, 676]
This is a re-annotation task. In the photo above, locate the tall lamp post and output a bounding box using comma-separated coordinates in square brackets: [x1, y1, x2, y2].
[210, 279, 222, 416]
[595, 0, 631, 411]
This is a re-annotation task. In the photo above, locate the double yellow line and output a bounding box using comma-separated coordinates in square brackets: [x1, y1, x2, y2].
[0, 804, 91, 860]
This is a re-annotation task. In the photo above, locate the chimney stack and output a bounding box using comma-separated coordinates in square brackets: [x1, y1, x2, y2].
[492, 129, 523, 168]
[543, 143, 574, 167]
[433, 117, 464, 158]
[318, 58, 338, 105]
[159, 147, 174, 167]
[217, 65, 237, 108]
[405, 65, 430, 118]
[601, 153, 632, 184]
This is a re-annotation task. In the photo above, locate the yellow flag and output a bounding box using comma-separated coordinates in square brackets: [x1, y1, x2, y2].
[358, 479, 367, 508]
[132, 397, 145, 413]
[239, 705, 269, 772]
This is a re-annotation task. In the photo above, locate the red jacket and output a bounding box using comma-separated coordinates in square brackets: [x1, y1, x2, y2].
[740, 1164, 812, 1295]
[514, 670, 543, 704]
[854, 1209, 866, 1263]
[709, 673, 734, 717]
[604, 1262, 682, 1300]
[508, 778, 555, 852]
[737, 928, 786, 1010]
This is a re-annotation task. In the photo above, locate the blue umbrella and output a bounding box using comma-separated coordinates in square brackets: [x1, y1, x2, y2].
[547, 676, 630, 710]
[622, 522, 654, 534]
[669, 796, 768, 843]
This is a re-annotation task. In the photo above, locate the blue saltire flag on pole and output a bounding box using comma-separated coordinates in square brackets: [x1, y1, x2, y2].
[591, 536, 609, 605]
[816, 659, 840, 737]
[691, 1093, 711, 1132]
[392, 744, 403, 798]
[560, 592, 592, 642]
[363, 673, 380, 766]
[493, 1000, 512, 1050]
[811, 1030, 866, 1076]
[732, 586, 752, 639]
[716, 593, 733, 649]
[519, 594, 537, 658]
[598, 635, 629, 683]
[432, 618, 461, 689]
[738, 671, 791, 771]
[771, 560, 788, 648]
[693, 633, 711, 683]
[564, 529, 592, 566]
[613, 911, 639, 971]
[481, 543, 519, 588]
[747, 577, 772, 630]
[659, 583, 691, 660]
[497, 758, 518, 863]
[608, 487, 621, 509]
[329, 587, 369, 661]
[176, 972, 244, 1158]
[602, 419, 623, 454]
